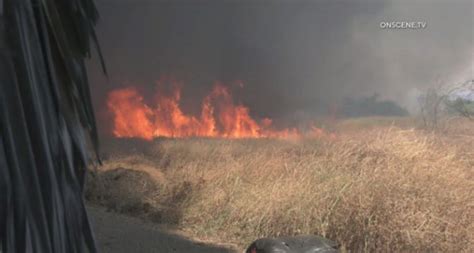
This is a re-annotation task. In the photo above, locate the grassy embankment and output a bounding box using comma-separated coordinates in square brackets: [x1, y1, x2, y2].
[86, 117, 473, 252]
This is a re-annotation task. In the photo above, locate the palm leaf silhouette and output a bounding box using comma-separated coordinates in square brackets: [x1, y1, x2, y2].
[0, 0, 105, 252]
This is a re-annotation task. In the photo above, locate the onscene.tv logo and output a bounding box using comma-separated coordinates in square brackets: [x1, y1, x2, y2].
[380, 21, 427, 29]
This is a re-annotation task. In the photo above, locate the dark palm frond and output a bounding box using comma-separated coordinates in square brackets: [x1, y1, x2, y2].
[0, 0, 105, 252]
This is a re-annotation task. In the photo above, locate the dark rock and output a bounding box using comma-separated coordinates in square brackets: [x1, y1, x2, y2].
[246, 235, 339, 253]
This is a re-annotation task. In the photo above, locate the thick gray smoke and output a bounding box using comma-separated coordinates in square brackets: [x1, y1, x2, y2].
[88, 0, 473, 123]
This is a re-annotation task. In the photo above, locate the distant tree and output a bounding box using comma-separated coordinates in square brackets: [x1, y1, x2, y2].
[445, 80, 474, 120]
[445, 98, 474, 120]
[418, 87, 444, 130]
[341, 93, 409, 118]
[418, 79, 473, 130]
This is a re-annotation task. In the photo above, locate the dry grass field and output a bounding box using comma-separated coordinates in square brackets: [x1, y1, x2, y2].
[86, 117, 473, 252]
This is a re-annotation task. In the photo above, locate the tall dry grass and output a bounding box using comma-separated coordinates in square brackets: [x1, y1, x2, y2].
[87, 120, 474, 252]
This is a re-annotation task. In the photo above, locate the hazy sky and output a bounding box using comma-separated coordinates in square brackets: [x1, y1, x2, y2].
[88, 0, 473, 118]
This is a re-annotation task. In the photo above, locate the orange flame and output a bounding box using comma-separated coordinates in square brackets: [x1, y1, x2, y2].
[107, 79, 329, 140]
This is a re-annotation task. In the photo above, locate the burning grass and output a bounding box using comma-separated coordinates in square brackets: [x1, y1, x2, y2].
[86, 119, 474, 252]
[106, 80, 305, 140]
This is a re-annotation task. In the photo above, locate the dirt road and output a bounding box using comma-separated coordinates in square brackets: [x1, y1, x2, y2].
[88, 207, 236, 253]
